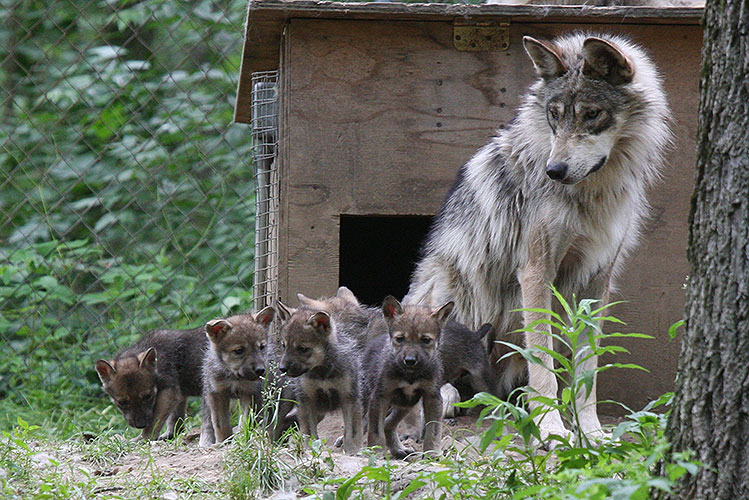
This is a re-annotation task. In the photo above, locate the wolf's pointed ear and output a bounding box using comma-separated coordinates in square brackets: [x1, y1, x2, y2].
[477, 323, 493, 340]
[255, 306, 275, 328]
[523, 36, 567, 79]
[296, 293, 313, 307]
[307, 311, 332, 335]
[382, 296, 404, 320]
[276, 300, 294, 322]
[431, 301, 454, 327]
[205, 319, 233, 343]
[582, 37, 634, 85]
[95, 359, 116, 383]
[336, 286, 360, 306]
[138, 348, 157, 372]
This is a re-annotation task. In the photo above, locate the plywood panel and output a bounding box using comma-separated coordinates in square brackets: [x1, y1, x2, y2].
[280, 18, 701, 411]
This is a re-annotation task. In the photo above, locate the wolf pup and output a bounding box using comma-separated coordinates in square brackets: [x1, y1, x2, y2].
[439, 322, 495, 417]
[199, 306, 278, 447]
[277, 301, 362, 455]
[95, 326, 207, 441]
[405, 33, 671, 444]
[364, 296, 453, 459]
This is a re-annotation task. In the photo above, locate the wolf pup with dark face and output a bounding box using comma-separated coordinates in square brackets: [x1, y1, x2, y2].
[363, 296, 453, 459]
[199, 306, 276, 447]
[95, 327, 207, 441]
[277, 302, 363, 455]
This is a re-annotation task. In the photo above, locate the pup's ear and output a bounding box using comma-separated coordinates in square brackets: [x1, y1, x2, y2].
[95, 359, 116, 384]
[276, 300, 295, 322]
[254, 306, 275, 328]
[523, 36, 567, 79]
[336, 286, 360, 306]
[307, 311, 332, 335]
[431, 301, 455, 327]
[382, 296, 404, 320]
[477, 323, 493, 340]
[296, 293, 323, 309]
[205, 319, 233, 343]
[582, 37, 634, 85]
[137, 348, 157, 372]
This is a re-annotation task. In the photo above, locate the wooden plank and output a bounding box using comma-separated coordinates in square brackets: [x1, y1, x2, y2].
[233, 0, 703, 123]
[280, 18, 701, 410]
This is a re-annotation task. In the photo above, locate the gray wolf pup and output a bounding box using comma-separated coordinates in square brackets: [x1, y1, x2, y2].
[95, 326, 207, 441]
[405, 32, 671, 442]
[200, 307, 281, 447]
[277, 302, 363, 455]
[364, 296, 453, 459]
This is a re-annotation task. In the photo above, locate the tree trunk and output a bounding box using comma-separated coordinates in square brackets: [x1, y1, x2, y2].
[663, 0, 749, 498]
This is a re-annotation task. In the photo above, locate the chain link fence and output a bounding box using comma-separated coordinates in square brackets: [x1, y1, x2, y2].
[0, 0, 260, 416]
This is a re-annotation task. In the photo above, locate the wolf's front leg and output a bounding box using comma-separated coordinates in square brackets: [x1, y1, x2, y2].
[159, 397, 186, 440]
[367, 395, 387, 449]
[575, 271, 611, 440]
[297, 401, 319, 444]
[208, 390, 232, 443]
[384, 406, 412, 459]
[421, 391, 443, 456]
[341, 398, 362, 455]
[199, 395, 216, 447]
[519, 254, 568, 446]
[146, 387, 181, 441]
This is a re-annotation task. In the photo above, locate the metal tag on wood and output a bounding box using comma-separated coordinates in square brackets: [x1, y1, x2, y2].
[453, 21, 510, 52]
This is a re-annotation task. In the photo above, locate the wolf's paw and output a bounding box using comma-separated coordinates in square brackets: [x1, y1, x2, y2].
[440, 384, 461, 419]
[157, 431, 175, 441]
[390, 445, 415, 460]
[198, 434, 216, 448]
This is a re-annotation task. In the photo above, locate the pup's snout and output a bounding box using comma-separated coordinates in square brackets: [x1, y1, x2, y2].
[404, 355, 417, 367]
[546, 162, 568, 181]
[254, 367, 266, 377]
[278, 365, 288, 374]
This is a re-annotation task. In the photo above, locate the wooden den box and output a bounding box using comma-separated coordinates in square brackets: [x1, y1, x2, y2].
[235, 0, 703, 412]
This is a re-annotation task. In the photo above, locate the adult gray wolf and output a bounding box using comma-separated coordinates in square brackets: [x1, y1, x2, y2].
[405, 32, 671, 443]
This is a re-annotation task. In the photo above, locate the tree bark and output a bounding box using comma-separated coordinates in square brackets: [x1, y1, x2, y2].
[663, 0, 749, 498]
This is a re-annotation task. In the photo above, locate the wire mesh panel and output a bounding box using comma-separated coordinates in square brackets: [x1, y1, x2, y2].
[251, 70, 280, 312]
[0, 0, 256, 415]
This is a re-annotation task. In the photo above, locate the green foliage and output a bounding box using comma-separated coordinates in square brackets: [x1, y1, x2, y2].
[1, 0, 255, 431]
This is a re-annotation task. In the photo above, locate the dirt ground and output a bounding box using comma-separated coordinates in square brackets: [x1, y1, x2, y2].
[37, 411, 623, 499]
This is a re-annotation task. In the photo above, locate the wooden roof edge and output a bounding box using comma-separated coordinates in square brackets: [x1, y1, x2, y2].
[233, 1, 704, 123]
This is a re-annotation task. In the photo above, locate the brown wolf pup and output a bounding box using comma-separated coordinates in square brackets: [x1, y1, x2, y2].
[363, 296, 453, 459]
[277, 301, 363, 455]
[95, 327, 208, 441]
[199, 307, 278, 447]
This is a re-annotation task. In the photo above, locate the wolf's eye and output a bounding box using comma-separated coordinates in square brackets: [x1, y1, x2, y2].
[281, 341, 286, 349]
[116, 399, 129, 408]
[142, 392, 153, 402]
[549, 108, 559, 121]
[393, 336, 405, 344]
[298, 346, 310, 354]
[420, 337, 433, 345]
[584, 109, 601, 120]
[233, 347, 246, 355]
[259, 343, 266, 351]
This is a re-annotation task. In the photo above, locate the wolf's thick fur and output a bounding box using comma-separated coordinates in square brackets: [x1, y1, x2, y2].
[199, 307, 276, 446]
[95, 327, 207, 441]
[405, 32, 671, 441]
[277, 302, 363, 455]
